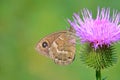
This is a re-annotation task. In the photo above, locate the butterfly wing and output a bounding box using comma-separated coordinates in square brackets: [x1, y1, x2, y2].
[36, 27, 76, 65]
[49, 30, 76, 65]
[35, 31, 67, 57]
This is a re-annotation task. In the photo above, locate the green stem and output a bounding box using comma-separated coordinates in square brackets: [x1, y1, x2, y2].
[96, 69, 101, 80]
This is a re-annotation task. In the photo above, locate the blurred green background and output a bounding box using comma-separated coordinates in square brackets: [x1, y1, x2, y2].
[0, 0, 120, 80]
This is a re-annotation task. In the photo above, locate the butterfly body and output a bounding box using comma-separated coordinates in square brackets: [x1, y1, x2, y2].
[36, 27, 75, 65]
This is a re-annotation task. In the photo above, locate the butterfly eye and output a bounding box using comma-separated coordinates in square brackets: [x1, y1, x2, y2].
[42, 41, 48, 48]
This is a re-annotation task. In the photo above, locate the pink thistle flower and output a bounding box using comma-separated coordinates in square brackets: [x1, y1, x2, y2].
[68, 8, 120, 48]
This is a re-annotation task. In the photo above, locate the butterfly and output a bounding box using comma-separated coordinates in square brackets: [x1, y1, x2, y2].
[35, 27, 76, 65]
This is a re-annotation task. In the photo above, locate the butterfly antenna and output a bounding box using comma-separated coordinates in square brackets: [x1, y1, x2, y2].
[38, 31, 46, 36]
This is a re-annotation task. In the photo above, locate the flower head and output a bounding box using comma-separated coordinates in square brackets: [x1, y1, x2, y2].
[68, 8, 120, 48]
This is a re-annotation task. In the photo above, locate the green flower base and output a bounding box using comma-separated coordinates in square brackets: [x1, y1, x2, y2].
[80, 43, 117, 70]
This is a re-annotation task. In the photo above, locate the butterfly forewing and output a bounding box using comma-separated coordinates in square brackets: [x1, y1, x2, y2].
[36, 31, 66, 57]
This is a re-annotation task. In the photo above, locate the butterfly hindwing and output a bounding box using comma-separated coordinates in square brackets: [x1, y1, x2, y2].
[49, 32, 75, 65]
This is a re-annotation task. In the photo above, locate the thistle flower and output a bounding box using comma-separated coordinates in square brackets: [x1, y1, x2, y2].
[68, 8, 120, 80]
[68, 8, 120, 49]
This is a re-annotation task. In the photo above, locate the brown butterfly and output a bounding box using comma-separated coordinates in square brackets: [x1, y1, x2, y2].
[35, 27, 76, 65]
